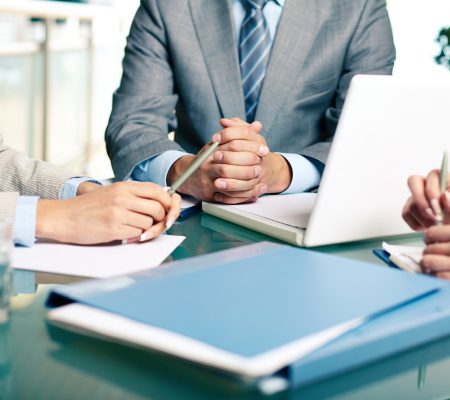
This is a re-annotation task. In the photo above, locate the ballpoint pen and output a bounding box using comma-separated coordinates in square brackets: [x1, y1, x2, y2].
[165, 141, 220, 195]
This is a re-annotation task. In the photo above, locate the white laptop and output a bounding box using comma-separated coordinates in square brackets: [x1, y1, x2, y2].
[203, 75, 450, 247]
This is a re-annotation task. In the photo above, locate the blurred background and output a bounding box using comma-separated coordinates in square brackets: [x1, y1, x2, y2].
[0, 0, 449, 180]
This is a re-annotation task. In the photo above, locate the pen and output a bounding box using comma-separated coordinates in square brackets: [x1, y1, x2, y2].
[437, 151, 448, 226]
[165, 141, 220, 195]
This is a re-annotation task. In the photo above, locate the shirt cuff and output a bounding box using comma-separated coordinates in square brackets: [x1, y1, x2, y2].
[13, 196, 39, 247]
[132, 150, 190, 187]
[278, 153, 323, 194]
[60, 177, 102, 200]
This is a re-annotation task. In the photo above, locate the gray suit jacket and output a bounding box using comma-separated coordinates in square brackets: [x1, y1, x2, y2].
[0, 133, 74, 221]
[106, 0, 395, 180]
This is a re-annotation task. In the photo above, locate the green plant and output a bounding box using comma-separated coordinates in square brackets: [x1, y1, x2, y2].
[435, 27, 450, 69]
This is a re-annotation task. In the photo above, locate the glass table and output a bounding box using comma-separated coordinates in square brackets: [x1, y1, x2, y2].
[3, 211, 450, 400]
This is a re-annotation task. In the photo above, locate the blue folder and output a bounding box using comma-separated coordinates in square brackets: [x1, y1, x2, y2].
[47, 242, 450, 387]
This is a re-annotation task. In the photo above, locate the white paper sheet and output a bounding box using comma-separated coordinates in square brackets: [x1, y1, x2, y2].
[382, 242, 423, 273]
[231, 193, 317, 229]
[12, 235, 185, 278]
[181, 195, 199, 210]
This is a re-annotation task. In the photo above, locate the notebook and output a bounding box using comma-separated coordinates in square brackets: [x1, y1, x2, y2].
[203, 75, 450, 247]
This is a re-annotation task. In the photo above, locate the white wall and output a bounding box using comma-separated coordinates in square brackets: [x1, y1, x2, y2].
[388, 0, 450, 78]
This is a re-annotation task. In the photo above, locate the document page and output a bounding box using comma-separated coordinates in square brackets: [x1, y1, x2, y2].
[231, 193, 317, 229]
[13, 235, 185, 278]
[382, 242, 423, 273]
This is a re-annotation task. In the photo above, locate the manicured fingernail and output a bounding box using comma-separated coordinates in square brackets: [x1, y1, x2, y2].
[425, 208, 435, 219]
[166, 219, 174, 229]
[214, 152, 223, 162]
[445, 191, 450, 204]
[215, 194, 223, 202]
[140, 231, 154, 242]
[216, 180, 227, 190]
[259, 145, 269, 156]
[255, 166, 261, 177]
[260, 184, 268, 195]
[431, 199, 442, 216]
[212, 133, 221, 143]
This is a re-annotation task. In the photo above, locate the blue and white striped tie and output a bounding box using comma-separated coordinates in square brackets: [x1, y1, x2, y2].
[239, 0, 272, 122]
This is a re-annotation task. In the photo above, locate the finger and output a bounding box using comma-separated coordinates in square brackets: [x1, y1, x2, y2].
[443, 191, 450, 218]
[140, 221, 166, 242]
[434, 271, 450, 281]
[407, 175, 436, 225]
[219, 140, 269, 156]
[214, 193, 258, 205]
[421, 254, 450, 272]
[408, 203, 433, 230]
[212, 126, 267, 148]
[213, 150, 261, 166]
[402, 207, 426, 231]
[127, 198, 166, 222]
[212, 164, 261, 181]
[220, 118, 263, 132]
[425, 169, 442, 218]
[165, 194, 181, 229]
[424, 225, 450, 244]
[118, 226, 143, 243]
[218, 184, 268, 198]
[123, 211, 154, 231]
[126, 182, 172, 210]
[220, 117, 248, 128]
[214, 177, 266, 193]
[424, 242, 450, 256]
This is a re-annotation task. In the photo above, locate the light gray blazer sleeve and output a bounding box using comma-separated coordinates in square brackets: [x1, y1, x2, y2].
[0, 132, 75, 219]
[105, 1, 182, 180]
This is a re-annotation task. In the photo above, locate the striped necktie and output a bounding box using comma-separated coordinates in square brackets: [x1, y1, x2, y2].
[239, 0, 271, 122]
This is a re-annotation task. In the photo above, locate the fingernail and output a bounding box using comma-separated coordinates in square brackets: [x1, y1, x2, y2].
[255, 166, 261, 177]
[216, 180, 227, 190]
[140, 231, 154, 242]
[166, 219, 174, 229]
[431, 199, 442, 216]
[445, 191, 450, 204]
[214, 152, 223, 162]
[425, 208, 435, 219]
[259, 145, 269, 156]
[212, 133, 221, 143]
[215, 194, 223, 202]
[260, 184, 268, 195]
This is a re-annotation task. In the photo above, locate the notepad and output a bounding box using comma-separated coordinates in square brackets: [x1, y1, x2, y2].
[381, 242, 423, 273]
[13, 235, 185, 278]
[202, 193, 316, 246]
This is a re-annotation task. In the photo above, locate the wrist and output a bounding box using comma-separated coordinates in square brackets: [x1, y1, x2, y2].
[267, 153, 292, 193]
[167, 155, 195, 191]
[36, 199, 65, 241]
[76, 182, 101, 196]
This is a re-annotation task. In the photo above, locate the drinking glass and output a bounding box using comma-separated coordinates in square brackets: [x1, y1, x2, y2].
[0, 220, 13, 324]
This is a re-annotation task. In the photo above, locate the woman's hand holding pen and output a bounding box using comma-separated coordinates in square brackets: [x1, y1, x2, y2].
[402, 171, 450, 230]
[402, 167, 450, 278]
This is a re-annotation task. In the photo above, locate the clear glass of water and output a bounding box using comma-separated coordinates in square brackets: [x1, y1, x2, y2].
[0, 219, 13, 324]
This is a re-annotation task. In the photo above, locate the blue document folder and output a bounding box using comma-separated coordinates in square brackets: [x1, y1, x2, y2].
[47, 242, 448, 385]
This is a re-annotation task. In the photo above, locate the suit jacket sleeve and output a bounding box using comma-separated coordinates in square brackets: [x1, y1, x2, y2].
[105, 1, 182, 180]
[300, 0, 396, 164]
[0, 133, 75, 220]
